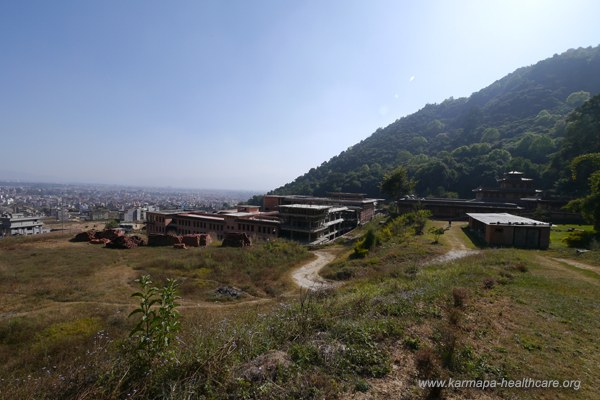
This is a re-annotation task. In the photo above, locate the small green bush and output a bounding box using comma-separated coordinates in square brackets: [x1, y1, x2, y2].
[353, 229, 378, 258]
[563, 230, 597, 248]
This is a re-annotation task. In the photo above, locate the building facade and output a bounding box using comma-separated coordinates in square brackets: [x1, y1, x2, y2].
[146, 193, 378, 245]
[278, 204, 349, 244]
[473, 171, 541, 202]
[467, 213, 550, 249]
[0, 213, 47, 237]
[146, 206, 279, 241]
[263, 193, 378, 225]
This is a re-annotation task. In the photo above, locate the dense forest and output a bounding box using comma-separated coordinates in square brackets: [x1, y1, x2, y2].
[269, 45, 600, 200]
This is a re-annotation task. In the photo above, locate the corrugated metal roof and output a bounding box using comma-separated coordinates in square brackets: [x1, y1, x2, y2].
[466, 213, 550, 226]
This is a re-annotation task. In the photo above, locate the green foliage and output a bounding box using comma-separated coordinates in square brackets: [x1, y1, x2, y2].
[565, 153, 600, 230]
[428, 226, 446, 243]
[128, 275, 181, 362]
[553, 94, 600, 196]
[563, 230, 598, 248]
[407, 209, 431, 235]
[353, 229, 378, 258]
[104, 220, 119, 229]
[379, 166, 413, 200]
[245, 194, 264, 206]
[481, 127, 500, 143]
[566, 90, 591, 107]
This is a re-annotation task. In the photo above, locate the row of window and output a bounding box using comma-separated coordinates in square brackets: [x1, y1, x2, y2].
[175, 219, 225, 231]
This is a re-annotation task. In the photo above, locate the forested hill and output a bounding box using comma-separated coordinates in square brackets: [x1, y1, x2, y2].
[270, 45, 600, 199]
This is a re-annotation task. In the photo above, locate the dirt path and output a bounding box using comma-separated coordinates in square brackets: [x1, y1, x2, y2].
[292, 250, 338, 290]
[535, 255, 600, 287]
[426, 223, 480, 264]
[551, 258, 600, 276]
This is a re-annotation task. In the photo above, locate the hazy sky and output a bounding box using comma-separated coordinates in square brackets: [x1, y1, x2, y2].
[1, 0, 599, 191]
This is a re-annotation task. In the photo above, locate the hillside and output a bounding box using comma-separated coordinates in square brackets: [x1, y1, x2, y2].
[271, 45, 600, 198]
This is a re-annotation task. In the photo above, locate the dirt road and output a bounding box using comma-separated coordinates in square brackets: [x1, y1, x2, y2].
[292, 250, 338, 290]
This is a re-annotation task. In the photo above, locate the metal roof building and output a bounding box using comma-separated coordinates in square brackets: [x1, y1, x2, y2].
[466, 213, 550, 249]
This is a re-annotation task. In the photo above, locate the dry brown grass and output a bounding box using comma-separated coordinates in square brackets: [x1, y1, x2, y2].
[0, 233, 309, 388]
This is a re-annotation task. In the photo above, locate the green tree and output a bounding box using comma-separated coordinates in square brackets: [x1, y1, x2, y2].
[566, 90, 591, 108]
[481, 127, 500, 143]
[565, 153, 600, 231]
[380, 166, 413, 200]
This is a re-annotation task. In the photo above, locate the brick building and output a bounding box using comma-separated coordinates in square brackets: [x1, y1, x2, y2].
[146, 205, 279, 241]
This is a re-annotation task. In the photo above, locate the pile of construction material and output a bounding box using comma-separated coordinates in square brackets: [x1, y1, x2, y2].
[71, 230, 97, 242]
[90, 238, 111, 245]
[106, 235, 146, 249]
[70, 229, 145, 250]
[182, 234, 212, 247]
[95, 229, 124, 241]
[222, 232, 252, 247]
[148, 234, 182, 247]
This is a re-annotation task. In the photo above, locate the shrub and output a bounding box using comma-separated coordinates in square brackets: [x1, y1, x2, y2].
[428, 226, 446, 243]
[483, 277, 496, 289]
[563, 230, 597, 248]
[353, 229, 378, 258]
[403, 336, 420, 350]
[415, 348, 439, 380]
[511, 262, 528, 273]
[452, 287, 468, 308]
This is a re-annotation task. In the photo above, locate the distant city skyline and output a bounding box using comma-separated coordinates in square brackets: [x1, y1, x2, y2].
[1, 0, 600, 191]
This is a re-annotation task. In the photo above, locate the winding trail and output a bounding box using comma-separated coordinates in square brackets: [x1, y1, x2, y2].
[292, 250, 338, 290]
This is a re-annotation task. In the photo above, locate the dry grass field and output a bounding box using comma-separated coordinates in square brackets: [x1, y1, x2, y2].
[1, 217, 599, 399]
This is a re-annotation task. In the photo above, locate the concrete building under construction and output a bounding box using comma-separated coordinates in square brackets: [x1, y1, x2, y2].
[146, 205, 279, 242]
[145, 193, 380, 245]
[0, 213, 48, 237]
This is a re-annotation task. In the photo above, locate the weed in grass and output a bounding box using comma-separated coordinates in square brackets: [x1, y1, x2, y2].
[448, 309, 462, 326]
[511, 261, 528, 273]
[403, 336, 420, 350]
[354, 378, 370, 392]
[127, 275, 181, 364]
[452, 287, 468, 308]
[483, 277, 496, 289]
[415, 348, 444, 398]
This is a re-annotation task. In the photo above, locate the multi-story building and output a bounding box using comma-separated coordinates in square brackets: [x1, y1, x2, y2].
[277, 204, 350, 244]
[146, 205, 279, 241]
[0, 213, 48, 237]
[473, 171, 541, 202]
[122, 206, 155, 222]
[263, 193, 379, 224]
[146, 193, 379, 245]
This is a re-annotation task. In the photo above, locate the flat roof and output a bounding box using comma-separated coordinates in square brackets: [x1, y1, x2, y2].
[178, 213, 224, 221]
[466, 213, 550, 227]
[279, 204, 332, 210]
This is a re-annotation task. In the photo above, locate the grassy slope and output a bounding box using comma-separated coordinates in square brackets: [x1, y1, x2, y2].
[1, 221, 599, 399]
